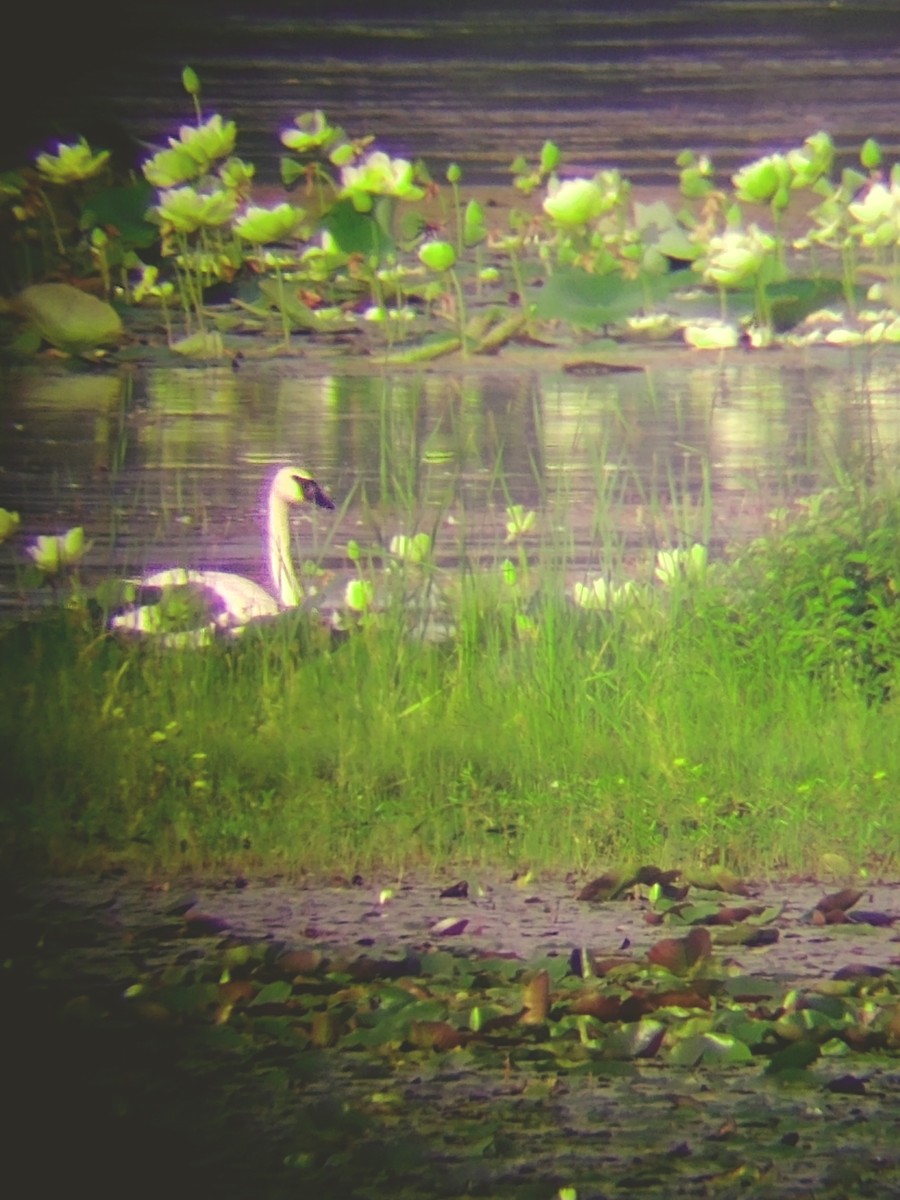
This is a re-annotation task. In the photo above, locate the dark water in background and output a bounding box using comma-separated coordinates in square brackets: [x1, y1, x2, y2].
[6, 1, 900, 184]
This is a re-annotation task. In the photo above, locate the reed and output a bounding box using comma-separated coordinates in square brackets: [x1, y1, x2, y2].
[3, 477, 899, 879]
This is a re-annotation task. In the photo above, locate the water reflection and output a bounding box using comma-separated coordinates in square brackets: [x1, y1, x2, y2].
[1, 354, 899, 601]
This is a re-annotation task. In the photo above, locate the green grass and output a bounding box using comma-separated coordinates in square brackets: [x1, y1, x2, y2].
[3, 483, 900, 879]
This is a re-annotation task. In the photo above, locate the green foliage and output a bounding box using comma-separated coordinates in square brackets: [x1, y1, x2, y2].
[730, 486, 900, 700]
[2, 484, 900, 877]
[7, 85, 900, 357]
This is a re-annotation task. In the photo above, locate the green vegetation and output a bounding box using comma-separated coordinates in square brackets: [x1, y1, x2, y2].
[3, 483, 899, 877]
[3, 70, 900, 357]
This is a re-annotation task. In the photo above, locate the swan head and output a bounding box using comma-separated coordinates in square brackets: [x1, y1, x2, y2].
[272, 466, 335, 511]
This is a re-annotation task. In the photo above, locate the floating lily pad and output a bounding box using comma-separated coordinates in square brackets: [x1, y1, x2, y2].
[18, 282, 123, 353]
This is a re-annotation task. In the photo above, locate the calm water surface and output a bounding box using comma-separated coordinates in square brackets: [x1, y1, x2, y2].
[9, 2, 900, 184]
[2, 353, 899, 608]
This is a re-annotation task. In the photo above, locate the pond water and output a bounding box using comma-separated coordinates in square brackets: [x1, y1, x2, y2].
[2, 351, 899, 611]
[9, 1, 900, 185]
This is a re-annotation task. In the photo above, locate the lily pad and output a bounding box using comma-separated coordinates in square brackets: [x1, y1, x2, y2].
[18, 283, 123, 353]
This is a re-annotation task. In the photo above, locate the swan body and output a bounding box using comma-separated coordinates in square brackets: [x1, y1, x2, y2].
[111, 466, 334, 644]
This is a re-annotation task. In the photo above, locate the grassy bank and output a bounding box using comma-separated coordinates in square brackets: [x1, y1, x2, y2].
[3, 483, 899, 879]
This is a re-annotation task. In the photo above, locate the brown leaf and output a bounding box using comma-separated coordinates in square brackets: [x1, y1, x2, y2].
[569, 991, 625, 1021]
[478, 1009, 527, 1033]
[647, 937, 689, 974]
[182, 910, 231, 936]
[589, 955, 634, 976]
[647, 927, 712, 975]
[635, 865, 682, 888]
[409, 1021, 467, 1051]
[815, 888, 864, 913]
[822, 909, 852, 925]
[848, 910, 895, 927]
[276, 948, 324, 976]
[439, 880, 469, 899]
[218, 979, 255, 1004]
[310, 1010, 340, 1047]
[742, 926, 780, 948]
[685, 926, 713, 966]
[708, 905, 760, 925]
[710, 1116, 738, 1141]
[521, 969, 550, 1024]
[653, 989, 711, 1011]
[825, 1074, 867, 1095]
[619, 991, 657, 1022]
[833, 963, 889, 981]
[577, 872, 624, 902]
[431, 917, 469, 937]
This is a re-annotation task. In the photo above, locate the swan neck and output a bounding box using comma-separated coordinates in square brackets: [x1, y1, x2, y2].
[268, 492, 303, 607]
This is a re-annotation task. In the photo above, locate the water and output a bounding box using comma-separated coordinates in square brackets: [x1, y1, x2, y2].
[2, 354, 899, 607]
[8, 2, 900, 185]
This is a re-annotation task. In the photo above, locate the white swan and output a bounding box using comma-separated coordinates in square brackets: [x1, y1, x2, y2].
[111, 466, 335, 644]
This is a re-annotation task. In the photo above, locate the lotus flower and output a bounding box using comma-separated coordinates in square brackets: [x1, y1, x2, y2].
[390, 533, 432, 564]
[155, 186, 237, 234]
[144, 114, 236, 187]
[0, 509, 20, 543]
[573, 578, 637, 611]
[701, 226, 775, 288]
[340, 151, 425, 211]
[27, 526, 91, 574]
[35, 139, 110, 185]
[234, 203, 307, 244]
[281, 110, 339, 154]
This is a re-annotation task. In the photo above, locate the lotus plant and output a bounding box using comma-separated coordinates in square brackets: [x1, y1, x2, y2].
[35, 138, 110, 186]
[510, 140, 561, 196]
[655, 543, 708, 586]
[573, 577, 637, 611]
[279, 109, 363, 203]
[0, 509, 20, 542]
[31, 137, 112, 262]
[696, 223, 778, 329]
[27, 526, 91, 577]
[340, 151, 426, 213]
[418, 238, 468, 352]
[144, 114, 237, 188]
[543, 177, 610, 229]
[151, 183, 240, 334]
[504, 504, 536, 543]
[234, 202, 308, 344]
[390, 532, 432, 564]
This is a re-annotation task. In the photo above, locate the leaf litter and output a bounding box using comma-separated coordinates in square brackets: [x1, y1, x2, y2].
[4, 869, 900, 1198]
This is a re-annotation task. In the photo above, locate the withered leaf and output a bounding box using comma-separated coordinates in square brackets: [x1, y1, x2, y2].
[521, 969, 550, 1024]
[431, 917, 469, 937]
[408, 1020, 468, 1051]
[569, 991, 625, 1021]
[815, 888, 864, 913]
[825, 1074, 867, 1095]
[647, 926, 712, 974]
[439, 880, 469, 899]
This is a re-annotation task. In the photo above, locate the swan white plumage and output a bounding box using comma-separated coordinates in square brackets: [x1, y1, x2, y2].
[111, 466, 335, 644]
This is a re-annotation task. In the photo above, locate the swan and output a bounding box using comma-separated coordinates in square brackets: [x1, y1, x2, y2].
[110, 466, 335, 644]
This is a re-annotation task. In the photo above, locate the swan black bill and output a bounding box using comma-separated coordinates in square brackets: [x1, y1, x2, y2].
[296, 476, 335, 510]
